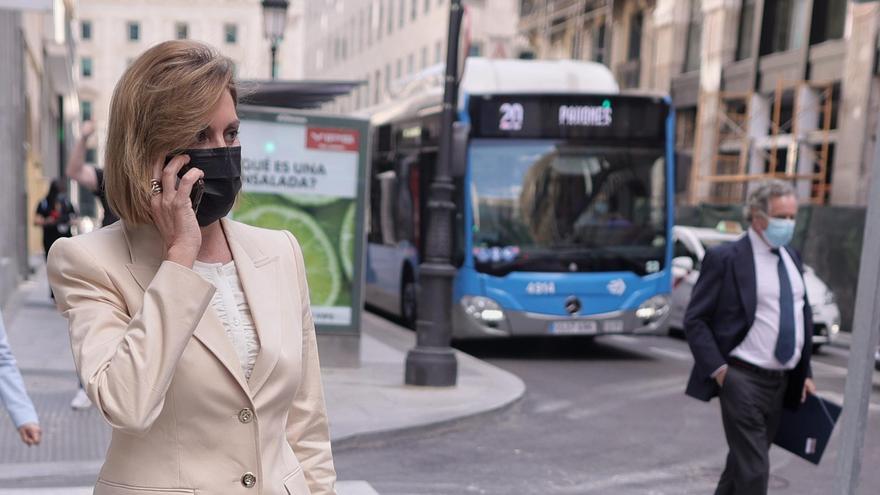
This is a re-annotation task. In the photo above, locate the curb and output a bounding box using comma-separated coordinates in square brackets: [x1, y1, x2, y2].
[332, 352, 526, 451]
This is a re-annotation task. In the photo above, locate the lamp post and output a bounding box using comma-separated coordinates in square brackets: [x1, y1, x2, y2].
[261, 0, 289, 79]
[404, 0, 464, 387]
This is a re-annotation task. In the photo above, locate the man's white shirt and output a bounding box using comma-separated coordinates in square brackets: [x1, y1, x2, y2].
[728, 228, 806, 370]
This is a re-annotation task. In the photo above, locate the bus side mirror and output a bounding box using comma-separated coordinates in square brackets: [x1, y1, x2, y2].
[452, 122, 470, 178]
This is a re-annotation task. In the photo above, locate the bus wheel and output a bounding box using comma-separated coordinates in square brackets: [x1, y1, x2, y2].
[401, 276, 417, 329]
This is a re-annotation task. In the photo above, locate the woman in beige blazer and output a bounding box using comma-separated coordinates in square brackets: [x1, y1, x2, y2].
[47, 40, 336, 495]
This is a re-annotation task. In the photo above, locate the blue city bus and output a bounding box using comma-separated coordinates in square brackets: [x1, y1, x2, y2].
[364, 58, 674, 338]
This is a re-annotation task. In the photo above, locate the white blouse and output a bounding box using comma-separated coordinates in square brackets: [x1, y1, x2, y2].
[192, 261, 260, 380]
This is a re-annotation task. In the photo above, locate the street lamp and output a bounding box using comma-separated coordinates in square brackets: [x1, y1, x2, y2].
[404, 0, 465, 387]
[261, 0, 289, 79]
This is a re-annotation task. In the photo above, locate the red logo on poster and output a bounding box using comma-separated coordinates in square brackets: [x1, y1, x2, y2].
[306, 127, 360, 152]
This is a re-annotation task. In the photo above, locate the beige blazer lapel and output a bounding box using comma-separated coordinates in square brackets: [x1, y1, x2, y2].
[122, 223, 252, 396]
[222, 219, 282, 396]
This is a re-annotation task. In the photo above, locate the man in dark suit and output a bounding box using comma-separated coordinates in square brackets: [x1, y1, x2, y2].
[684, 180, 815, 495]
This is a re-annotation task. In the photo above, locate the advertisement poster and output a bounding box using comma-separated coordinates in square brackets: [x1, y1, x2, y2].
[235, 110, 367, 333]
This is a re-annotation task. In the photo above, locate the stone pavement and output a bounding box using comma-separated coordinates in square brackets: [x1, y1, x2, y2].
[0, 265, 524, 492]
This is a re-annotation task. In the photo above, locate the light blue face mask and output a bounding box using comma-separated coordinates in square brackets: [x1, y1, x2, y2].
[763, 217, 795, 248]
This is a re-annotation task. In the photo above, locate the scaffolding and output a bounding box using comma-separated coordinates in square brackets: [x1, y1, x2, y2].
[692, 80, 835, 205]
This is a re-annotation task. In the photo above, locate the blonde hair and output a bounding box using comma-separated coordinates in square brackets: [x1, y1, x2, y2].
[104, 40, 237, 225]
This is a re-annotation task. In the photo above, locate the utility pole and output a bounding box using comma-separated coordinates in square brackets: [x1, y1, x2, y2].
[833, 59, 880, 492]
[404, 0, 464, 386]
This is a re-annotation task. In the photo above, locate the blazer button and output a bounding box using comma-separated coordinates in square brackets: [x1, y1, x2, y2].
[238, 408, 254, 424]
[241, 472, 257, 488]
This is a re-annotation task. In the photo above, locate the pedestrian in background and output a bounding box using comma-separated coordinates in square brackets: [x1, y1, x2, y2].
[65, 120, 119, 227]
[34, 178, 76, 299]
[0, 308, 42, 446]
[684, 179, 815, 495]
[48, 40, 336, 495]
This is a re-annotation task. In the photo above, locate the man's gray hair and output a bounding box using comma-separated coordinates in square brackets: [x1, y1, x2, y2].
[745, 179, 797, 221]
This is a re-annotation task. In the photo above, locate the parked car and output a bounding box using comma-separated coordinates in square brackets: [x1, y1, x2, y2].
[669, 226, 841, 351]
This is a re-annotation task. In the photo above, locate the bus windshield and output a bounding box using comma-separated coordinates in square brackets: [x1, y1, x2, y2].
[469, 139, 667, 276]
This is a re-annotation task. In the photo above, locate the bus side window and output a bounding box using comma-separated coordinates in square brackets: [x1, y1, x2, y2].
[378, 170, 398, 245]
[395, 156, 417, 246]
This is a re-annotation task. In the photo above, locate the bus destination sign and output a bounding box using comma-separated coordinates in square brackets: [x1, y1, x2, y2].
[470, 94, 668, 143]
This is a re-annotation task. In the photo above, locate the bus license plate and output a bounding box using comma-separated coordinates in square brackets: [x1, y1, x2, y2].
[551, 321, 598, 335]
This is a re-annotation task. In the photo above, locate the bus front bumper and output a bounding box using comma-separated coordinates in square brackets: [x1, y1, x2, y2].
[452, 303, 670, 339]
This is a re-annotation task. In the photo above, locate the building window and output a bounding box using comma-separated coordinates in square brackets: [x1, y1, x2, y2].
[127, 21, 140, 41]
[176, 22, 188, 40]
[378, 1, 384, 41]
[359, 10, 366, 48]
[396, 58, 403, 78]
[683, 0, 702, 72]
[385, 64, 391, 90]
[387, 0, 394, 34]
[81, 20, 92, 41]
[399, 0, 406, 28]
[435, 40, 443, 64]
[81, 57, 93, 78]
[411, 0, 418, 21]
[225, 24, 237, 44]
[592, 22, 606, 64]
[759, 0, 808, 55]
[407, 53, 415, 74]
[368, 4, 373, 45]
[424, 0, 430, 13]
[735, 0, 756, 60]
[374, 69, 381, 104]
[421, 45, 428, 68]
[627, 11, 643, 61]
[468, 42, 482, 57]
[810, 0, 846, 45]
[80, 101, 92, 121]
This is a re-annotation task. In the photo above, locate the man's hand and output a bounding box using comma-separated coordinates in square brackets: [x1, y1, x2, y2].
[802, 377, 816, 403]
[18, 423, 41, 446]
[714, 367, 728, 387]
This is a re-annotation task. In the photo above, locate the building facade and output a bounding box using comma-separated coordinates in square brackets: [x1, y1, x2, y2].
[520, 0, 878, 208]
[75, 0, 305, 196]
[0, 0, 78, 307]
[303, 0, 521, 113]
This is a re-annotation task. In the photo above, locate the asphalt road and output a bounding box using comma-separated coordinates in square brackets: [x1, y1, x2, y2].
[334, 327, 880, 495]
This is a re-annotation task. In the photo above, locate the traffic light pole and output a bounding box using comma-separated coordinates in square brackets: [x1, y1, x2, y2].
[404, 0, 463, 386]
[833, 90, 880, 493]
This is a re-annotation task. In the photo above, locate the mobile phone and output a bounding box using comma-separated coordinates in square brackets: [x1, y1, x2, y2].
[164, 156, 205, 213]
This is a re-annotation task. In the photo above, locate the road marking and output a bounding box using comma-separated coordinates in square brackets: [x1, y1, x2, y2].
[819, 391, 880, 412]
[565, 381, 685, 420]
[0, 481, 380, 495]
[648, 346, 693, 362]
[533, 399, 573, 415]
[604, 335, 641, 345]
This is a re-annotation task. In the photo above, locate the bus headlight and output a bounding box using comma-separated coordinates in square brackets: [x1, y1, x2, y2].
[461, 296, 506, 326]
[636, 295, 670, 322]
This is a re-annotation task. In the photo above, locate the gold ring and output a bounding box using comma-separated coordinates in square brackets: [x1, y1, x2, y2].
[150, 179, 163, 195]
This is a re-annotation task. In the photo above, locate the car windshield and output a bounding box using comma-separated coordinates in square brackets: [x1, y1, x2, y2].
[469, 139, 668, 276]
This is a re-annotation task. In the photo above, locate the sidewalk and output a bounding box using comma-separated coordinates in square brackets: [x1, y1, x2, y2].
[0, 266, 524, 492]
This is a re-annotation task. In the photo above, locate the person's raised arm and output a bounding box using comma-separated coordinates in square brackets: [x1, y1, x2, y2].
[65, 121, 99, 192]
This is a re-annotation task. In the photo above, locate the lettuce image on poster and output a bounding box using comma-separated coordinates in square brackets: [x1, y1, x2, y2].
[234, 193, 354, 310]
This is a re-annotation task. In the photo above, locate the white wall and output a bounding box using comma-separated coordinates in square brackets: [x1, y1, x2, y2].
[76, 0, 304, 167]
[304, 0, 520, 112]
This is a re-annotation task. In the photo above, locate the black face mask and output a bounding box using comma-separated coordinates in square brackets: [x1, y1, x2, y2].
[170, 146, 242, 226]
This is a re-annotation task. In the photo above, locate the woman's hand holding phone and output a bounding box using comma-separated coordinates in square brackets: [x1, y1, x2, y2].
[151, 155, 204, 268]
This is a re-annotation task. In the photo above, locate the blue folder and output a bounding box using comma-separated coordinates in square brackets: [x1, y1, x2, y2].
[773, 394, 842, 465]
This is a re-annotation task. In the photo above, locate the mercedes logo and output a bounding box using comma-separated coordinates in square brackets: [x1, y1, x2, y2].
[564, 296, 582, 315]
